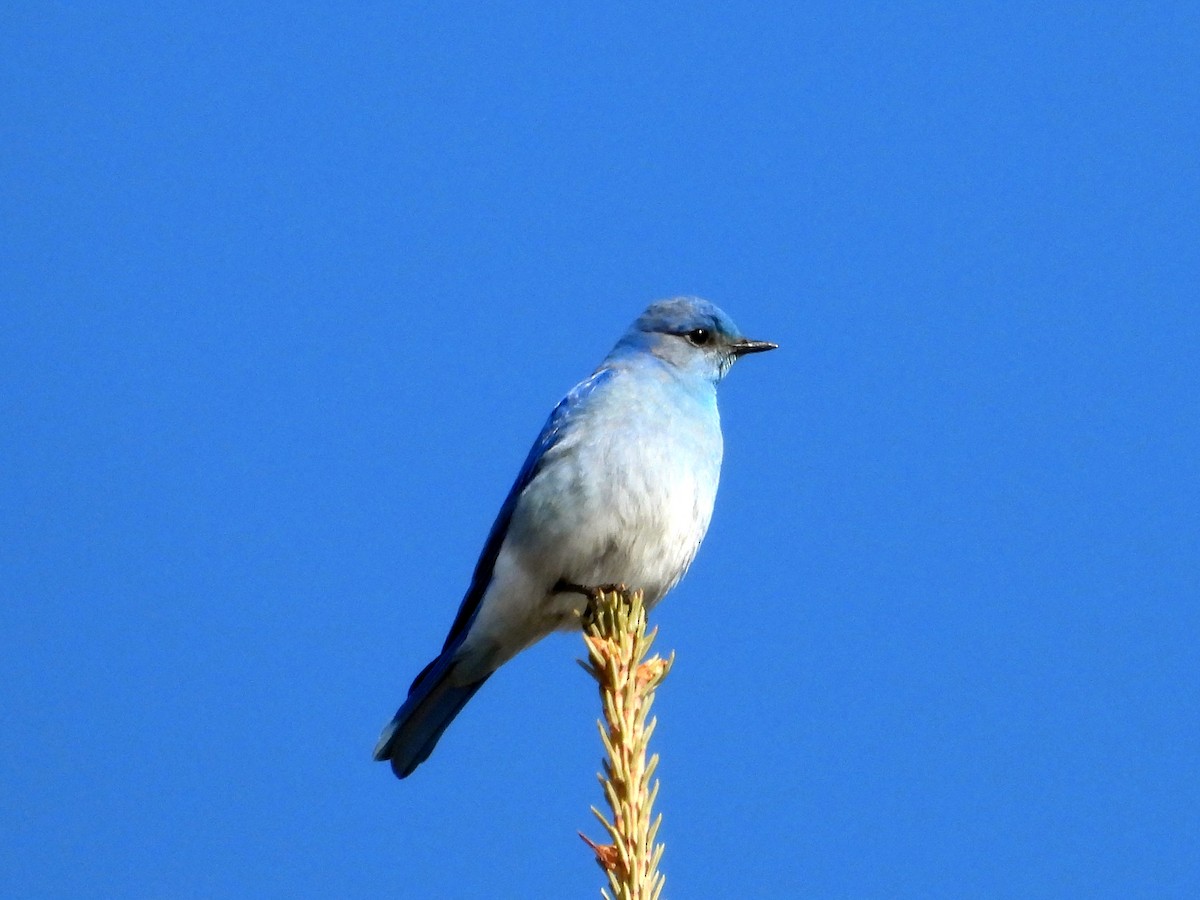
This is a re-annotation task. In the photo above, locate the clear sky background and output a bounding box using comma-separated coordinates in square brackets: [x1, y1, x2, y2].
[3, 4, 1198, 898]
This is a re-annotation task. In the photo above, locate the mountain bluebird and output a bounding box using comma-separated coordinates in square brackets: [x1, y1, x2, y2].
[374, 297, 776, 778]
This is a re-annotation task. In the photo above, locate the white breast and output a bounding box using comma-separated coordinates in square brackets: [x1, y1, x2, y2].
[515, 367, 721, 601]
[454, 366, 722, 675]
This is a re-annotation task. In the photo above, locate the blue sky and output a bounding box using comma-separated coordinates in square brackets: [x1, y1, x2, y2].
[3, 4, 1197, 897]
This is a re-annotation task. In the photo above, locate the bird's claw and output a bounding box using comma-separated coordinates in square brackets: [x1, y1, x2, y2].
[588, 582, 629, 601]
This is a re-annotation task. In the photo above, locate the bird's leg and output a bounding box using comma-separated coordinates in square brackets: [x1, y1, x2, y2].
[554, 579, 631, 624]
[553, 578, 591, 598]
[590, 582, 630, 598]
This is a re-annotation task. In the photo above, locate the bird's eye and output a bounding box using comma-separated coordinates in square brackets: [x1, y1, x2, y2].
[685, 328, 711, 346]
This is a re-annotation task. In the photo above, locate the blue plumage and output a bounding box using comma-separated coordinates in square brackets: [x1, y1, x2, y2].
[374, 297, 775, 778]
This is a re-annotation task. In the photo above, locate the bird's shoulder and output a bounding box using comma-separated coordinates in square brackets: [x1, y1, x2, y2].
[436, 366, 617, 649]
[536, 365, 620, 444]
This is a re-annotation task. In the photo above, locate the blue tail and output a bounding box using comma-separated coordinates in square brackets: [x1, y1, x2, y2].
[373, 651, 490, 779]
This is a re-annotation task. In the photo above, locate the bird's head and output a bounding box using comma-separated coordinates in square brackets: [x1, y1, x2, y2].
[614, 296, 777, 383]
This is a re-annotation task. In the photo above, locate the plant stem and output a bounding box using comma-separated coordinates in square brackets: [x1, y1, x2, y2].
[578, 587, 673, 900]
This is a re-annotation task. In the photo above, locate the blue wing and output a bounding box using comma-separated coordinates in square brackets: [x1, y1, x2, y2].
[373, 366, 619, 777]
[439, 366, 616, 650]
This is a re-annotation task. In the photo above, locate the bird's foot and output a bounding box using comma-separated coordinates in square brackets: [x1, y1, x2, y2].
[553, 580, 628, 599]
[589, 582, 629, 600]
[553, 579, 590, 598]
[554, 580, 631, 624]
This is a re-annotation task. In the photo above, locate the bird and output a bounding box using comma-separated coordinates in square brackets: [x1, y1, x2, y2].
[373, 296, 776, 778]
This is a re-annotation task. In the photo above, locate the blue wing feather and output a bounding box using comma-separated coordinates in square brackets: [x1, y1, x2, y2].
[374, 367, 620, 777]
[439, 366, 616, 650]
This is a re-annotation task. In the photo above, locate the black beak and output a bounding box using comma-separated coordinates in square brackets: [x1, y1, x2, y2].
[731, 338, 778, 357]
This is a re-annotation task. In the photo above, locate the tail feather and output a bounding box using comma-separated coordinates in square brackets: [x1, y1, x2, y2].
[373, 653, 489, 779]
